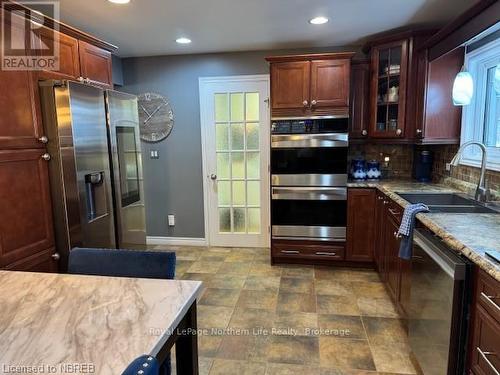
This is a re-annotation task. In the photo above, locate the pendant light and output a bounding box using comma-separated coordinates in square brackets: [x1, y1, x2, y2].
[452, 66, 474, 106]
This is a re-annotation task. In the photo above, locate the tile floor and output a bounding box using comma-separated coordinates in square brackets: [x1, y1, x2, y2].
[156, 245, 416, 375]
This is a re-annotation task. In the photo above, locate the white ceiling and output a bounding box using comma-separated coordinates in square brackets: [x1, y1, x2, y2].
[59, 0, 472, 57]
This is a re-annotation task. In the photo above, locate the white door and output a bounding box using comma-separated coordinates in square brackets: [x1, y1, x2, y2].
[200, 75, 270, 247]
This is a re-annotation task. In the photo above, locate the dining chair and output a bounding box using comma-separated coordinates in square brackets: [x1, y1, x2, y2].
[68, 247, 176, 375]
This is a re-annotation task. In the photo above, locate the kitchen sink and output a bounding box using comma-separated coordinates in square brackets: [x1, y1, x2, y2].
[396, 192, 499, 214]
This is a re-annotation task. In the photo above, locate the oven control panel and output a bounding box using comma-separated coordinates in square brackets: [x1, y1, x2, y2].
[271, 118, 348, 134]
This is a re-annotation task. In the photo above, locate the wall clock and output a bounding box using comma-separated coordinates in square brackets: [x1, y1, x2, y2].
[137, 92, 174, 142]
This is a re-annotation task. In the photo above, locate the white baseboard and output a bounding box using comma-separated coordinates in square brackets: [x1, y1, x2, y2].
[147, 236, 208, 247]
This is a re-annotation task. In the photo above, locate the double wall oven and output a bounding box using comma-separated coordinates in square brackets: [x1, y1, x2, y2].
[271, 118, 349, 242]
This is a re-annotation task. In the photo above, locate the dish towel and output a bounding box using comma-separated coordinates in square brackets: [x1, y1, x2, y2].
[398, 203, 429, 260]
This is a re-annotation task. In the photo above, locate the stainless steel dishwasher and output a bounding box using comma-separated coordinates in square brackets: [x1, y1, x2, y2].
[409, 229, 472, 375]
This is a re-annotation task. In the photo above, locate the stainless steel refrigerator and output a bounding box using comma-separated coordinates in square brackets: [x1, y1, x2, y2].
[39, 81, 146, 270]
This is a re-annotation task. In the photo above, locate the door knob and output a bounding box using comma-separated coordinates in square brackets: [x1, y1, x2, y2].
[361, 130, 368, 136]
[396, 129, 402, 136]
[41, 153, 51, 161]
[302, 100, 308, 107]
[51, 253, 60, 261]
[38, 136, 48, 144]
[210, 174, 217, 180]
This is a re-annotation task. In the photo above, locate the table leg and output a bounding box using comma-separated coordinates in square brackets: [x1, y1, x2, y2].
[175, 301, 199, 375]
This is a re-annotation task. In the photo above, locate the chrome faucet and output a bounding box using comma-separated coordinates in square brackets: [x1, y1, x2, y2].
[450, 141, 490, 202]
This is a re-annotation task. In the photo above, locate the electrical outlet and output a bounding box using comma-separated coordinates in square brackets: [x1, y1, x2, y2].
[168, 215, 175, 227]
[150, 150, 159, 159]
[445, 163, 451, 172]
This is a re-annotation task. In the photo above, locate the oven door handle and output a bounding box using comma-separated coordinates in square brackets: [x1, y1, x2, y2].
[271, 133, 348, 148]
[272, 187, 347, 201]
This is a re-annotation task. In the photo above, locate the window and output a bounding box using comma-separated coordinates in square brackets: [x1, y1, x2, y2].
[461, 37, 500, 171]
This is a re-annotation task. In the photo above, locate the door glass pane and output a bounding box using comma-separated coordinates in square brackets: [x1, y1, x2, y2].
[246, 123, 259, 150]
[246, 93, 259, 121]
[247, 152, 260, 179]
[219, 208, 231, 232]
[215, 93, 229, 122]
[214, 90, 262, 235]
[379, 49, 389, 76]
[248, 208, 260, 233]
[231, 123, 245, 150]
[217, 153, 230, 179]
[216, 123, 229, 150]
[232, 152, 245, 178]
[247, 181, 260, 206]
[218, 181, 230, 206]
[233, 208, 246, 232]
[232, 181, 246, 206]
[231, 93, 244, 122]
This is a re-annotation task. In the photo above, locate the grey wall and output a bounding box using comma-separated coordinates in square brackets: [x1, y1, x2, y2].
[121, 47, 361, 238]
[112, 54, 124, 87]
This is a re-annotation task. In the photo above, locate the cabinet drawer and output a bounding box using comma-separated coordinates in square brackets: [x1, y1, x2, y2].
[476, 270, 500, 324]
[470, 305, 500, 375]
[387, 200, 403, 224]
[272, 240, 345, 261]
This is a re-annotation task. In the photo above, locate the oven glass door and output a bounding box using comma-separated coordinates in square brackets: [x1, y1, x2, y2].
[272, 147, 348, 175]
[271, 187, 347, 240]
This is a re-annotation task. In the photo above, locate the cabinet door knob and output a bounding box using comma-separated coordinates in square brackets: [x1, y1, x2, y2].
[396, 129, 402, 136]
[210, 174, 217, 180]
[361, 130, 368, 136]
[51, 253, 60, 261]
[77, 76, 84, 82]
[416, 129, 423, 135]
[41, 153, 51, 161]
[311, 100, 317, 106]
[302, 100, 309, 107]
[38, 136, 48, 144]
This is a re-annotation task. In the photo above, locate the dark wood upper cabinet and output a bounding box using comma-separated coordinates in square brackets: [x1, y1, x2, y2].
[0, 149, 56, 269]
[267, 53, 355, 118]
[369, 39, 409, 139]
[36, 27, 80, 80]
[270, 61, 310, 112]
[415, 47, 464, 144]
[346, 189, 376, 262]
[78, 40, 113, 87]
[350, 60, 370, 139]
[0, 70, 44, 149]
[310, 59, 350, 109]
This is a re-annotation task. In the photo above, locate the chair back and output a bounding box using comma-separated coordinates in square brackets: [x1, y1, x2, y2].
[68, 248, 176, 280]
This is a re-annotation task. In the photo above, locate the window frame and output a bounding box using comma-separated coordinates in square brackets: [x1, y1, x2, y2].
[460, 37, 500, 171]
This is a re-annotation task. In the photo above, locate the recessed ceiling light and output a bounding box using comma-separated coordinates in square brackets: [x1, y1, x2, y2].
[176, 37, 192, 44]
[108, 0, 130, 4]
[309, 16, 329, 25]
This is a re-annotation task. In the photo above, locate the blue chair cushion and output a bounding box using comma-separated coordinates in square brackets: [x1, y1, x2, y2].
[122, 355, 159, 375]
[68, 248, 176, 280]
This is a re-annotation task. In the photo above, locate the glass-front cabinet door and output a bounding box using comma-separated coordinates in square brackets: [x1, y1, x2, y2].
[369, 40, 408, 138]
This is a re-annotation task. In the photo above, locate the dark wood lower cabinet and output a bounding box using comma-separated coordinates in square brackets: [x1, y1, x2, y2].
[272, 239, 345, 265]
[0, 149, 57, 272]
[468, 269, 500, 375]
[385, 215, 401, 301]
[346, 189, 376, 262]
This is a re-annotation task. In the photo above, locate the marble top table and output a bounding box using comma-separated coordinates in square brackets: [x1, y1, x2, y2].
[0, 271, 202, 375]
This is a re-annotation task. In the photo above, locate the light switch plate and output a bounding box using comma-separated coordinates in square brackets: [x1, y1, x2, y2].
[445, 163, 451, 171]
[168, 215, 175, 227]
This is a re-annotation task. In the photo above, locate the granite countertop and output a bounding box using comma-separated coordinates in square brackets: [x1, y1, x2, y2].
[348, 180, 500, 282]
[0, 271, 202, 375]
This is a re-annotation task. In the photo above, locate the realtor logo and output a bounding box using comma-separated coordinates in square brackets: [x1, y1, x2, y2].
[1, 0, 60, 71]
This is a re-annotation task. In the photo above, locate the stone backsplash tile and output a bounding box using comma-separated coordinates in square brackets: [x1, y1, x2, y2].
[349, 143, 500, 200]
[348, 144, 413, 179]
[430, 144, 500, 200]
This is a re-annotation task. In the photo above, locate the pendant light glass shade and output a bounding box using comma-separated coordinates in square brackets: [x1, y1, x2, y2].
[452, 67, 474, 106]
